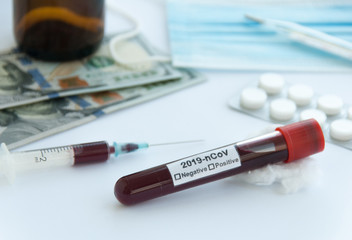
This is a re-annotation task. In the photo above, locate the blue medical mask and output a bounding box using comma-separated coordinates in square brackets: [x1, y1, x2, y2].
[166, 0, 352, 71]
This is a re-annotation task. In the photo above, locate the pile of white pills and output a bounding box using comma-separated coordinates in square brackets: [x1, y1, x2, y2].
[232, 73, 352, 146]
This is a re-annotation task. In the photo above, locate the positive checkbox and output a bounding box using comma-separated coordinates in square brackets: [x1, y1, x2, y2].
[208, 164, 215, 170]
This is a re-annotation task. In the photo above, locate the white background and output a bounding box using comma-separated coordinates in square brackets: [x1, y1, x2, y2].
[1, 0, 352, 239]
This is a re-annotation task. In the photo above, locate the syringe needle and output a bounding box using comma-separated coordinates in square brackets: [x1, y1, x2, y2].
[148, 139, 204, 147]
[113, 140, 204, 157]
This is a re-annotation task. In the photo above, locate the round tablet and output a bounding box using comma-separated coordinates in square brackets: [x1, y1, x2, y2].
[300, 109, 327, 127]
[240, 87, 267, 110]
[288, 84, 314, 106]
[270, 98, 296, 121]
[348, 107, 352, 120]
[317, 94, 343, 115]
[258, 73, 285, 95]
[330, 119, 352, 141]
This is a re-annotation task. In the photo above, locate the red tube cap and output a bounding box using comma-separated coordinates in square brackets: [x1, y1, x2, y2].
[276, 119, 325, 163]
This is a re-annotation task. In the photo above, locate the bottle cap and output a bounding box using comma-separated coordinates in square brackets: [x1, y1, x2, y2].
[276, 119, 325, 163]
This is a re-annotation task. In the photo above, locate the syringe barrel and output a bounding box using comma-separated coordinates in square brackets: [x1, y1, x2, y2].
[115, 119, 325, 205]
[1, 141, 112, 181]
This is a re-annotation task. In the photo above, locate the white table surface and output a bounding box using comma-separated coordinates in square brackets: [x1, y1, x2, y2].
[1, 1, 352, 239]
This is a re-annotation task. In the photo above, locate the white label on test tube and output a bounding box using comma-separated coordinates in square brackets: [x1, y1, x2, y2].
[11, 147, 75, 173]
[167, 145, 241, 186]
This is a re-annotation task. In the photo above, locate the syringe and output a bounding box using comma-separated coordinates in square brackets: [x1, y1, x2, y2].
[0, 140, 201, 183]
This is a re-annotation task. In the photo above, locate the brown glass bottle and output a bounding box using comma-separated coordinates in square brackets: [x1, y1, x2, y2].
[13, 0, 105, 61]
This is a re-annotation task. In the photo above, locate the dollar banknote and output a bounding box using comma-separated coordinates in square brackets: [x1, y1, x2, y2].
[0, 34, 181, 110]
[0, 69, 205, 150]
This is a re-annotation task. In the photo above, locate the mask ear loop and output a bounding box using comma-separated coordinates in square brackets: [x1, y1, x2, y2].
[106, 1, 171, 67]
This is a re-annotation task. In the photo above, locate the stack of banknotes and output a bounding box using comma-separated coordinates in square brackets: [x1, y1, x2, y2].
[0, 35, 205, 149]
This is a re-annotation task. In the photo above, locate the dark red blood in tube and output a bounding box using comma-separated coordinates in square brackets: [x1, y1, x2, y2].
[115, 119, 325, 205]
[73, 141, 111, 164]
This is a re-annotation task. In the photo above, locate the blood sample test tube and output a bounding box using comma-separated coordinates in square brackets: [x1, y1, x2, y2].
[115, 119, 325, 205]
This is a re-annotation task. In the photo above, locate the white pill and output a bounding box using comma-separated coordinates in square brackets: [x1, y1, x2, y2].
[330, 119, 352, 141]
[300, 109, 327, 127]
[270, 98, 297, 121]
[288, 84, 314, 106]
[258, 73, 285, 95]
[240, 87, 267, 110]
[348, 107, 352, 120]
[317, 94, 343, 115]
